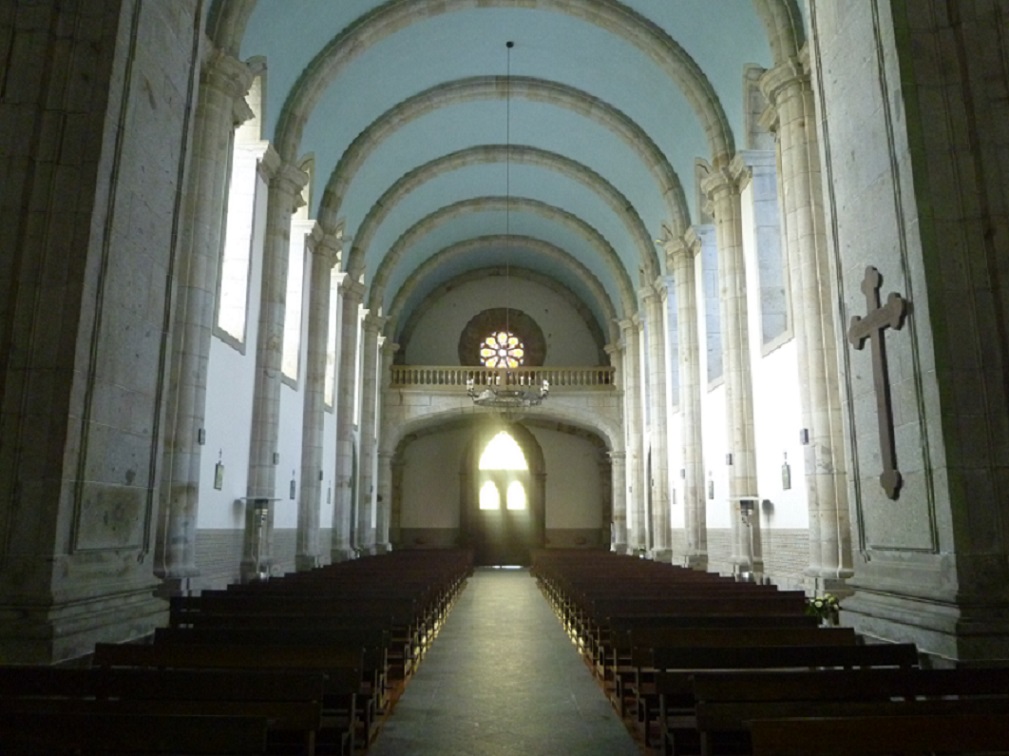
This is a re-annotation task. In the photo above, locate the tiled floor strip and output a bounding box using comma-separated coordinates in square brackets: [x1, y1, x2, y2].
[369, 566, 641, 756]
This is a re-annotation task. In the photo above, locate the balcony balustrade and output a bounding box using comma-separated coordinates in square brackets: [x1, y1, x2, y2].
[389, 365, 615, 389]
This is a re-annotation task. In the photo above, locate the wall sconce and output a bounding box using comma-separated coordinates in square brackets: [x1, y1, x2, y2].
[289, 470, 296, 500]
[214, 450, 224, 490]
[781, 451, 791, 490]
[707, 472, 714, 500]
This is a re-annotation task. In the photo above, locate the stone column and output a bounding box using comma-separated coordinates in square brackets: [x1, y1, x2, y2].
[296, 230, 340, 571]
[330, 279, 364, 561]
[240, 159, 308, 582]
[609, 451, 628, 554]
[702, 168, 759, 575]
[157, 51, 254, 589]
[642, 285, 672, 562]
[389, 457, 405, 549]
[619, 318, 646, 553]
[375, 452, 394, 554]
[355, 313, 383, 554]
[605, 342, 628, 553]
[761, 59, 852, 591]
[374, 339, 399, 554]
[668, 234, 708, 569]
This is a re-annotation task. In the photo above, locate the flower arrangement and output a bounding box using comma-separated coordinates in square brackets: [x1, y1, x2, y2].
[806, 593, 840, 624]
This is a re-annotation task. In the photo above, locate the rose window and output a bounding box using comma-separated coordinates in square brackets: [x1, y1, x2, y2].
[479, 330, 525, 369]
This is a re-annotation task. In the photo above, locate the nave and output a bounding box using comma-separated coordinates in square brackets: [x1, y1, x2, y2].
[369, 567, 640, 756]
[3, 549, 1009, 755]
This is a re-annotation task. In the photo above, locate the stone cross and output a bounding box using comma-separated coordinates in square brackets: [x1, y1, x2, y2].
[847, 266, 908, 500]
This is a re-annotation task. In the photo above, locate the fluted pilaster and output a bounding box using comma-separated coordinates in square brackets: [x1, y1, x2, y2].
[157, 51, 255, 587]
[702, 167, 759, 575]
[296, 230, 340, 571]
[761, 58, 852, 588]
[668, 234, 708, 570]
[643, 285, 672, 562]
[330, 278, 364, 561]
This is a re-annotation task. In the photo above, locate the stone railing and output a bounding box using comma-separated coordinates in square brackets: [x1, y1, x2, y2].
[389, 365, 616, 389]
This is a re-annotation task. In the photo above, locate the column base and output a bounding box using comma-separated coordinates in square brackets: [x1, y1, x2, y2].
[329, 547, 358, 563]
[0, 585, 168, 664]
[803, 570, 854, 598]
[239, 558, 273, 583]
[732, 558, 764, 583]
[680, 552, 709, 571]
[840, 587, 1009, 664]
[154, 574, 202, 599]
[372, 542, 392, 555]
[295, 554, 322, 572]
[611, 542, 629, 555]
[649, 548, 673, 563]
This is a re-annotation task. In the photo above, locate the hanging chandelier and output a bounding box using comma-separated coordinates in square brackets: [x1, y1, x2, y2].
[467, 40, 549, 416]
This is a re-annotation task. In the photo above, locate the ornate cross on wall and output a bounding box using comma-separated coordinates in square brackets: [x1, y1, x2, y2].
[847, 266, 908, 500]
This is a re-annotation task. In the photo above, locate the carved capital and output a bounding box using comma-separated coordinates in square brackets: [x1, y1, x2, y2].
[362, 312, 386, 335]
[272, 161, 310, 212]
[728, 153, 753, 191]
[341, 276, 366, 304]
[759, 57, 808, 110]
[203, 50, 255, 104]
[700, 166, 740, 203]
[311, 230, 341, 268]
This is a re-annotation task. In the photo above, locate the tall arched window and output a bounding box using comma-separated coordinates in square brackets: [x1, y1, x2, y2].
[478, 430, 528, 511]
[216, 73, 266, 346]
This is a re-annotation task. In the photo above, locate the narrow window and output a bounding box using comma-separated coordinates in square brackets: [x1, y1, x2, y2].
[216, 75, 265, 345]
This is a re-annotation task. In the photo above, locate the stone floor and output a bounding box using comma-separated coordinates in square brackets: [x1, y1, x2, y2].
[368, 566, 642, 756]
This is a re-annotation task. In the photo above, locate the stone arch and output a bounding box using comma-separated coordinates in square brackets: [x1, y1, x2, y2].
[459, 420, 546, 564]
[382, 401, 622, 465]
[368, 196, 637, 319]
[348, 144, 659, 285]
[222, 0, 735, 166]
[751, 0, 805, 64]
[326, 76, 686, 267]
[394, 261, 611, 364]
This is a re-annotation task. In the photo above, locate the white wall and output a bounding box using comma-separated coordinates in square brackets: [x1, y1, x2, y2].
[403, 276, 599, 365]
[199, 170, 269, 529]
[533, 427, 602, 529]
[400, 428, 468, 529]
[740, 178, 809, 530]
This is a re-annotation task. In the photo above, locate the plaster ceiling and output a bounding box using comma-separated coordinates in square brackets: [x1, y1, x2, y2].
[209, 0, 804, 342]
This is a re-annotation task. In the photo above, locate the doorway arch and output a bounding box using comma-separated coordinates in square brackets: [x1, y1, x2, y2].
[460, 421, 545, 566]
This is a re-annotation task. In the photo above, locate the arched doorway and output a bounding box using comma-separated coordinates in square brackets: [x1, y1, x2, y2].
[462, 423, 545, 566]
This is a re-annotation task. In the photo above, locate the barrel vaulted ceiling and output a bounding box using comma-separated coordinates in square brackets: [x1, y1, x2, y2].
[207, 0, 805, 344]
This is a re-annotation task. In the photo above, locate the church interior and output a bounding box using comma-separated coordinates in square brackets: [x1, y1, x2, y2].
[1, 0, 1009, 750]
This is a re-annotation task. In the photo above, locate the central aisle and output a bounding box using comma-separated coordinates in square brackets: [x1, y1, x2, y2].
[369, 566, 641, 756]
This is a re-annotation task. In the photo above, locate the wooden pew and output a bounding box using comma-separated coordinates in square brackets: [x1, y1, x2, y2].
[92, 643, 362, 753]
[0, 709, 269, 755]
[650, 643, 921, 754]
[748, 712, 1009, 755]
[688, 666, 1009, 756]
[168, 596, 422, 677]
[152, 624, 392, 742]
[613, 625, 857, 723]
[589, 613, 819, 680]
[0, 665, 329, 753]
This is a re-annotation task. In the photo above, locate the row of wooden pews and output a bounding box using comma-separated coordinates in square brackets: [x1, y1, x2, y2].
[531, 550, 1009, 755]
[0, 549, 473, 755]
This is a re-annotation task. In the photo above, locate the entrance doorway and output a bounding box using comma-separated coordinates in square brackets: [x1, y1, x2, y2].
[471, 429, 535, 566]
